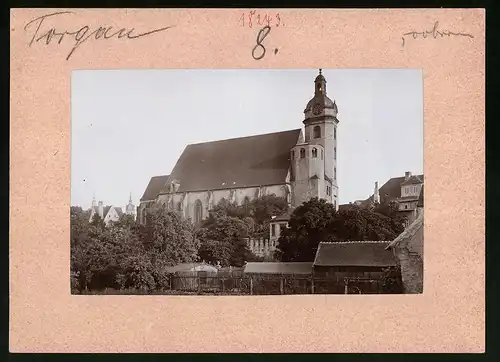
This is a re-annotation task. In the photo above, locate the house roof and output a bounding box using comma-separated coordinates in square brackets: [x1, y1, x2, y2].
[401, 175, 424, 186]
[140, 175, 170, 202]
[417, 185, 424, 207]
[386, 212, 424, 250]
[271, 209, 294, 222]
[361, 174, 424, 206]
[313, 241, 397, 267]
[160, 129, 302, 193]
[243, 262, 313, 275]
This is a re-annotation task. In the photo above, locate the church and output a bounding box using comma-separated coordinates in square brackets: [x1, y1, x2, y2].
[138, 70, 340, 226]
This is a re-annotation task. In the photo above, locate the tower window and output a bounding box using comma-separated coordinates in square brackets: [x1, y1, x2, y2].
[321, 150, 324, 160]
[334, 147, 337, 159]
[334, 127, 337, 140]
[291, 150, 294, 160]
[194, 199, 203, 224]
[312, 148, 318, 158]
[334, 167, 337, 180]
[300, 148, 306, 158]
[313, 126, 321, 139]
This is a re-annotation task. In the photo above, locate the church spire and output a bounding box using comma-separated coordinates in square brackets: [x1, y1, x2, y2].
[91, 192, 97, 208]
[129, 192, 132, 204]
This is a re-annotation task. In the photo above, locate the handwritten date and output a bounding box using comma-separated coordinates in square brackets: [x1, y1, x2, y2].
[239, 11, 284, 28]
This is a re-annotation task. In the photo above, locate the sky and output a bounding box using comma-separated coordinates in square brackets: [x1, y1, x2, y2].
[71, 69, 423, 209]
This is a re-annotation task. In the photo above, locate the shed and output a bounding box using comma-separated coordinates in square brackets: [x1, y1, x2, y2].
[243, 262, 313, 275]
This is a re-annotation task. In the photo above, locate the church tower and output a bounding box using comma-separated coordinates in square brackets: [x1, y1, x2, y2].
[290, 70, 339, 209]
[125, 192, 136, 220]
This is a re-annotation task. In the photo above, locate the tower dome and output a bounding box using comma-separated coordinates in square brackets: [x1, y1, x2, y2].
[303, 69, 338, 121]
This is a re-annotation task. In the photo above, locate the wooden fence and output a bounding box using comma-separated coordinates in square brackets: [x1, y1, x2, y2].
[167, 273, 388, 295]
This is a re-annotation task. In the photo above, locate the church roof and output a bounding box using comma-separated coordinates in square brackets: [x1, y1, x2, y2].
[162, 129, 302, 193]
[140, 175, 170, 201]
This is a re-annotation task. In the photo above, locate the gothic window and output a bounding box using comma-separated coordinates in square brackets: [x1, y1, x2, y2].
[334, 127, 337, 140]
[271, 224, 276, 237]
[243, 196, 250, 213]
[313, 126, 321, 139]
[300, 148, 306, 158]
[321, 149, 324, 160]
[194, 199, 203, 224]
[334, 167, 337, 180]
[334, 147, 337, 159]
[312, 148, 318, 158]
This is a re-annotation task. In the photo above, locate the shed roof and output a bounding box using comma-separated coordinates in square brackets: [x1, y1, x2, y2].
[313, 241, 397, 267]
[243, 262, 313, 275]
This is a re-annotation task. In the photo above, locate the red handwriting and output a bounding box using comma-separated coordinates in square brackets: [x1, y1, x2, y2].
[239, 11, 284, 28]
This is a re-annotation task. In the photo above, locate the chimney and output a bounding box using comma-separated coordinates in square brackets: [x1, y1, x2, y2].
[98, 201, 104, 218]
[373, 181, 380, 204]
[405, 171, 412, 181]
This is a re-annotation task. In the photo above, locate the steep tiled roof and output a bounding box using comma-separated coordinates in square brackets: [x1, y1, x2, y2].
[243, 262, 313, 275]
[417, 185, 424, 207]
[162, 129, 301, 193]
[140, 175, 170, 202]
[313, 241, 397, 267]
[386, 213, 424, 250]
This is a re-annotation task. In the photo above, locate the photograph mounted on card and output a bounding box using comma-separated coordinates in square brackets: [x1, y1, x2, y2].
[10, 8, 484, 353]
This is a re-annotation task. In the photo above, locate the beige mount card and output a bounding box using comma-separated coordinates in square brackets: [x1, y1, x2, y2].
[10, 8, 484, 353]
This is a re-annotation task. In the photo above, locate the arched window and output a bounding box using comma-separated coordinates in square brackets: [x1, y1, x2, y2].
[313, 126, 321, 139]
[194, 199, 203, 224]
[300, 148, 306, 158]
[334, 147, 337, 159]
[334, 127, 337, 140]
[312, 148, 318, 158]
[243, 196, 250, 213]
[334, 167, 337, 180]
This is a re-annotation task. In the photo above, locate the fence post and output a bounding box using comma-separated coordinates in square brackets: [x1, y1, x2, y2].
[250, 277, 253, 295]
[169, 275, 173, 291]
[222, 277, 225, 293]
[311, 277, 315, 294]
[280, 278, 284, 295]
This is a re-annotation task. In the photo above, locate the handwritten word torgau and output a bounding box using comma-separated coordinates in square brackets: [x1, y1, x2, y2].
[401, 21, 474, 47]
[23, 11, 175, 60]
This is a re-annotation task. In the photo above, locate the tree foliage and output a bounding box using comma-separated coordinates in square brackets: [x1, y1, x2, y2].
[195, 194, 288, 266]
[275, 198, 405, 262]
[70, 203, 199, 294]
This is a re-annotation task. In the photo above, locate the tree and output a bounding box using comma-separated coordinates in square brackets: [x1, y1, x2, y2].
[197, 213, 252, 267]
[275, 198, 405, 262]
[139, 203, 200, 267]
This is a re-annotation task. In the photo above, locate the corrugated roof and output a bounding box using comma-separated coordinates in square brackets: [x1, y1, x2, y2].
[243, 262, 313, 275]
[162, 129, 301, 193]
[140, 175, 170, 202]
[313, 241, 397, 267]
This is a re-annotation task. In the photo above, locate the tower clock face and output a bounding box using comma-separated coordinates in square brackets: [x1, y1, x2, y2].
[312, 103, 322, 115]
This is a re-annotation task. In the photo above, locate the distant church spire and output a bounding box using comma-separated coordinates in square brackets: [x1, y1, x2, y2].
[91, 192, 97, 208]
[129, 192, 132, 204]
